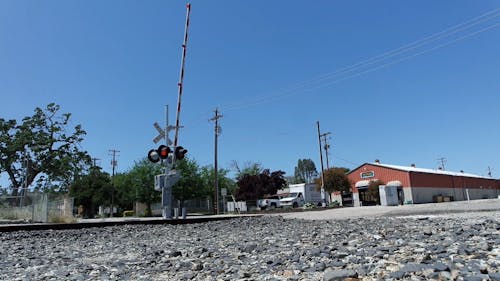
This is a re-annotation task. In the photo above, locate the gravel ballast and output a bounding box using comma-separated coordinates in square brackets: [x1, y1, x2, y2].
[1, 205, 499, 280]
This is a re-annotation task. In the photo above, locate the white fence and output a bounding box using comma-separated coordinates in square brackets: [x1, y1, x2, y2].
[227, 201, 247, 212]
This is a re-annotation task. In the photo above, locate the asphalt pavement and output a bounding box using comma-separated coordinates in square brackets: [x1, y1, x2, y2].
[276, 198, 500, 220]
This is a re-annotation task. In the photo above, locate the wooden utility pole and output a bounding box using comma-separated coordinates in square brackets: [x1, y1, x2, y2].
[316, 121, 326, 206]
[437, 157, 447, 170]
[109, 149, 119, 217]
[210, 108, 223, 214]
[320, 132, 332, 170]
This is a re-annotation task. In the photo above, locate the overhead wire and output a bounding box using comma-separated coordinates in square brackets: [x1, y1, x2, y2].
[181, 8, 500, 136]
[219, 8, 500, 111]
[296, 8, 500, 86]
[306, 21, 500, 92]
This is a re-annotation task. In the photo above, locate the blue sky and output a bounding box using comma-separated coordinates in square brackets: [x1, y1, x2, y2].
[1, 1, 499, 184]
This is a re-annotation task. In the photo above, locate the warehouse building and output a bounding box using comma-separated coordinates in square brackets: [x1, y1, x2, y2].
[347, 161, 500, 207]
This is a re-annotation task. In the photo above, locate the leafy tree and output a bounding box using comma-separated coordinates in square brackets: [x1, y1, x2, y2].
[294, 159, 318, 184]
[0, 103, 91, 197]
[112, 172, 135, 212]
[172, 157, 204, 209]
[234, 169, 286, 201]
[231, 161, 262, 179]
[316, 167, 351, 194]
[113, 158, 163, 216]
[69, 166, 112, 218]
[200, 165, 236, 201]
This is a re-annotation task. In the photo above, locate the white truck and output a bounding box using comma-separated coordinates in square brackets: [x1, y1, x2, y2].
[279, 183, 325, 208]
[257, 194, 284, 210]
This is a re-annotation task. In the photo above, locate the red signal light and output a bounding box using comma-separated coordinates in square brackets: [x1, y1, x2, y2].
[158, 145, 171, 159]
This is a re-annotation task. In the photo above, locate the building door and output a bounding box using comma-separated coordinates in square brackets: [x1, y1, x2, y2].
[397, 188, 404, 205]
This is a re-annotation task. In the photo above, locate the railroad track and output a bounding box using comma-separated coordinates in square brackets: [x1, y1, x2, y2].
[0, 215, 262, 233]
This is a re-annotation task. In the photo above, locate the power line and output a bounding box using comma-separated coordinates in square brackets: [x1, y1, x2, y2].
[307, 21, 500, 92]
[333, 156, 358, 168]
[219, 9, 500, 111]
[180, 8, 500, 130]
[297, 8, 500, 87]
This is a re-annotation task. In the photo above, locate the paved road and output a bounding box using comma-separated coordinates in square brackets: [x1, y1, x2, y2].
[276, 198, 500, 220]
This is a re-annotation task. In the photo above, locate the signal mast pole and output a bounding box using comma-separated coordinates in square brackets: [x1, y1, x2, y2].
[160, 3, 191, 220]
[173, 3, 191, 148]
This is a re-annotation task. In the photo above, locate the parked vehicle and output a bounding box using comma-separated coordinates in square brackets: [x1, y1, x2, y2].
[279, 183, 324, 208]
[257, 194, 283, 210]
[279, 192, 305, 208]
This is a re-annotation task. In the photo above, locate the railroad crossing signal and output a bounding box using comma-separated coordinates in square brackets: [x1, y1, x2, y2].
[152, 122, 175, 145]
[154, 170, 181, 191]
[147, 145, 187, 163]
[148, 145, 173, 163]
[174, 146, 188, 160]
[158, 145, 171, 159]
[147, 149, 160, 163]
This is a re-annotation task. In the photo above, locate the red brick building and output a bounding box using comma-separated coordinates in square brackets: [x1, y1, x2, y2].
[347, 161, 500, 206]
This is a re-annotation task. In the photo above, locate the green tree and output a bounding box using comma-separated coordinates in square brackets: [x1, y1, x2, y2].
[113, 158, 163, 216]
[200, 165, 236, 203]
[112, 172, 135, 213]
[69, 166, 112, 218]
[234, 169, 286, 201]
[0, 103, 91, 197]
[316, 167, 351, 194]
[231, 161, 262, 179]
[294, 159, 318, 184]
[172, 157, 204, 209]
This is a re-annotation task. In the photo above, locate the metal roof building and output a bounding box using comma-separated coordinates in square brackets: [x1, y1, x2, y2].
[347, 161, 500, 207]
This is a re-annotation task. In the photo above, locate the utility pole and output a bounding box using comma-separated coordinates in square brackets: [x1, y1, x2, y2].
[437, 157, 447, 170]
[20, 153, 28, 206]
[316, 121, 326, 206]
[109, 149, 120, 217]
[320, 132, 332, 170]
[91, 158, 100, 167]
[487, 166, 492, 177]
[210, 108, 223, 215]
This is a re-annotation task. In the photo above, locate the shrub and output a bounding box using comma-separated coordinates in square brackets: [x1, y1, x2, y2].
[302, 202, 316, 209]
[49, 216, 76, 223]
[329, 201, 340, 207]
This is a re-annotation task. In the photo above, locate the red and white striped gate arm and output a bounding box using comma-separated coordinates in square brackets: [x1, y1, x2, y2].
[173, 3, 191, 148]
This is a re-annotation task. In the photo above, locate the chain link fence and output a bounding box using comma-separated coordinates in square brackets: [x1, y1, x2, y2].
[0, 193, 74, 223]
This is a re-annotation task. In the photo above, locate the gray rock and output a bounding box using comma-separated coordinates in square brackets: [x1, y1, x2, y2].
[314, 262, 326, 271]
[400, 263, 427, 273]
[323, 268, 357, 281]
[389, 271, 405, 279]
[490, 272, 500, 281]
[432, 262, 449, 271]
[1, 214, 498, 281]
[463, 276, 484, 281]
